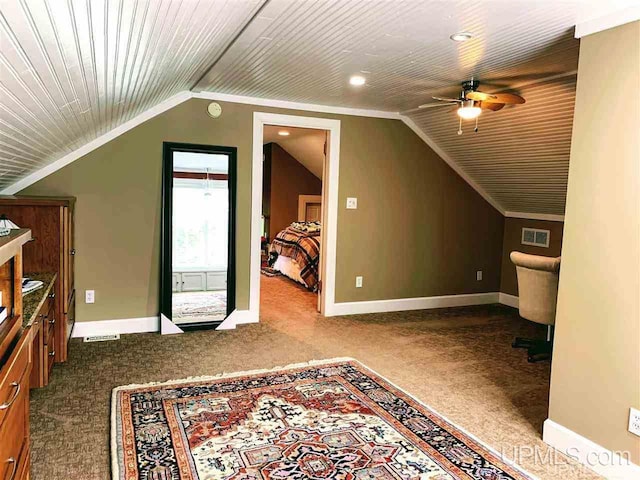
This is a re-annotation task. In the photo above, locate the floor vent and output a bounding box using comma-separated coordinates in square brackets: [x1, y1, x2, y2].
[84, 334, 120, 342]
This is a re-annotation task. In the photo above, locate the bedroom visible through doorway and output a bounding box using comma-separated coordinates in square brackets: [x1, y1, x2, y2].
[260, 125, 326, 313]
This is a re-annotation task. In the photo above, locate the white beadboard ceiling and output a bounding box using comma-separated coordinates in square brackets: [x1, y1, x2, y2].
[0, 0, 636, 215]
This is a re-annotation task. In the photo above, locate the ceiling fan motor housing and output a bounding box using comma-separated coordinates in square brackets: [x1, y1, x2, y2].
[462, 79, 480, 92]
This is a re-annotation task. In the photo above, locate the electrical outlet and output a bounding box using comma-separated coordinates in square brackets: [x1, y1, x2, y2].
[629, 407, 640, 437]
[355, 276, 363, 288]
[85, 289, 95, 304]
[476, 270, 483, 281]
[346, 197, 358, 209]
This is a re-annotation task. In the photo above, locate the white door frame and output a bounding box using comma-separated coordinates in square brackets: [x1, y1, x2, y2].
[250, 112, 340, 319]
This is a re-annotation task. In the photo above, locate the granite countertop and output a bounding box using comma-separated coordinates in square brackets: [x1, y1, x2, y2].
[22, 272, 57, 328]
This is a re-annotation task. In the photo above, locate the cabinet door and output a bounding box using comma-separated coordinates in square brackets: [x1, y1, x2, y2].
[63, 206, 74, 307]
[206, 272, 226, 291]
[180, 273, 206, 292]
[172, 273, 181, 292]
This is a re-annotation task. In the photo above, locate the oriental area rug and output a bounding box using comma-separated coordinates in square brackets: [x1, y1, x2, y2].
[111, 359, 531, 480]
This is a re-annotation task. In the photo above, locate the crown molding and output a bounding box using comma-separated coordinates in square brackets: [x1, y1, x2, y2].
[504, 211, 565, 222]
[574, 5, 640, 38]
[191, 91, 401, 120]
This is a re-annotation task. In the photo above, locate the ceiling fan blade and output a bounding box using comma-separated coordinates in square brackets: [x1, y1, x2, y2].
[481, 102, 505, 111]
[418, 102, 458, 109]
[467, 91, 525, 104]
[432, 96, 462, 103]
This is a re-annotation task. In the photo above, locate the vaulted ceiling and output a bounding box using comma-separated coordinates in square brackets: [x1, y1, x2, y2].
[0, 0, 633, 216]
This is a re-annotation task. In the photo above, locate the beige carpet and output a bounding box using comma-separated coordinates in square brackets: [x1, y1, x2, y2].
[29, 275, 601, 479]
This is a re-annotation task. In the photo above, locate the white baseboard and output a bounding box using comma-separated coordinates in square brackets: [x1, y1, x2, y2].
[543, 419, 640, 479]
[498, 293, 519, 308]
[71, 293, 516, 336]
[326, 292, 500, 316]
[71, 309, 259, 337]
[72, 316, 159, 338]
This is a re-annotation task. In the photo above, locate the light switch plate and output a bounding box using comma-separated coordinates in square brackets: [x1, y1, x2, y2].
[355, 276, 363, 288]
[476, 270, 483, 281]
[346, 197, 358, 209]
[85, 290, 95, 304]
[629, 407, 640, 437]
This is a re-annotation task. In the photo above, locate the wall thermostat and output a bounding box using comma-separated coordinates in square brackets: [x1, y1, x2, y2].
[207, 102, 222, 118]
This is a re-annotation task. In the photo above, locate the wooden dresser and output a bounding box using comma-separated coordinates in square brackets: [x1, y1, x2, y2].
[0, 229, 34, 480]
[22, 273, 57, 388]
[0, 197, 75, 363]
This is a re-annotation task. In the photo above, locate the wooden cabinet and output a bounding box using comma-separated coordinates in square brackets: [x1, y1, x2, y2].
[0, 197, 75, 363]
[0, 229, 33, 480]
[27, 276, 56, 389]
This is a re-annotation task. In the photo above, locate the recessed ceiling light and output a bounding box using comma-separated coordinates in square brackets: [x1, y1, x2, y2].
[349, 75, 366, 86]
[450, 31, 473, 42]
[278, 130, 290, 136]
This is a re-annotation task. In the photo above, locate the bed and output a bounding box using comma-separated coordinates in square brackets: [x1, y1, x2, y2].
[269, 221, 321, 291]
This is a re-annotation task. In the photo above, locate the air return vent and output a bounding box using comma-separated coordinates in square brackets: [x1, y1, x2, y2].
[521, 228, 550, 248]
[84, 334, 120, 342]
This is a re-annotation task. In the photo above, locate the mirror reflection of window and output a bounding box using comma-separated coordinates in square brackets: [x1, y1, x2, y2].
[171, 152, 229, 325]
[173, 178, 228, 270]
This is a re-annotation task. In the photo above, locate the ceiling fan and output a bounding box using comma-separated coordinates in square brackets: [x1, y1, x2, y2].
[418, 79, 525, 134]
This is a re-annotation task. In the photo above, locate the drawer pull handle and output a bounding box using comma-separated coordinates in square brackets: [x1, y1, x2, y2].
[49, 350, 56, 357]
[5, 457, 17, 480]
[0, 382, 20, 410]
[70, 249, 76, 256]
[48, 293, 56, 299]
[49, 319, 55, 325]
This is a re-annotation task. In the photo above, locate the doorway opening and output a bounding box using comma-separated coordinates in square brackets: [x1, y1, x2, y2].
[249, 112, 341, 325]
[260, 125, 326, 313]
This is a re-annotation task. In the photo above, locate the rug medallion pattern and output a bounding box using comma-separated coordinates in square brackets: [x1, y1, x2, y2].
[112, 360, 531, 480]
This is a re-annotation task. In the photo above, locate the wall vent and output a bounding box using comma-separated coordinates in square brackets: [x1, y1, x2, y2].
[521, 228, 550, 248]
[84, 334, 120, 342]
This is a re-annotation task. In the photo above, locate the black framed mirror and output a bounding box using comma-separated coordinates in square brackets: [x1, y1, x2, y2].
[161, 142, 236, 330]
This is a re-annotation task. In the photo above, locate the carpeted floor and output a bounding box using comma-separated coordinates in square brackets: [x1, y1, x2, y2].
[29, 276, 601, 479]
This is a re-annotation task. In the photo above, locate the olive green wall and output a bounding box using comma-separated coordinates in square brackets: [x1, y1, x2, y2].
[21, 98, 504, 322]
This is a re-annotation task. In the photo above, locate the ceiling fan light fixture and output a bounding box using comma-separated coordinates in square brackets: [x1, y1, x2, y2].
[349, 75, 366, 86]
[450, 31, 473, 42]
[457, 100, 481, 120]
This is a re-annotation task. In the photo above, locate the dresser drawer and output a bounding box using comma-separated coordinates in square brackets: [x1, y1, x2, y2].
[0, 333, 30, 429]
[0, 362, 29, 479]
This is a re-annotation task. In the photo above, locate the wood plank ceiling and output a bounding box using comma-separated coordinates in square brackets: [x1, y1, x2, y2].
[0, 0, 595, 215]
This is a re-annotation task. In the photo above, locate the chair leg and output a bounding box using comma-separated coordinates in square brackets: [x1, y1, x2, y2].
[526, 340, 553, 362]
[512, 337, 535, 348]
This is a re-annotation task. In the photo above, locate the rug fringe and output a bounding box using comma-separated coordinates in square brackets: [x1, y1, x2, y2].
[111, 357, 357, 393]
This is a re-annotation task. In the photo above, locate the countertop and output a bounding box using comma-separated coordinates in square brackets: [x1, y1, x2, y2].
[22, 272, 57, 328]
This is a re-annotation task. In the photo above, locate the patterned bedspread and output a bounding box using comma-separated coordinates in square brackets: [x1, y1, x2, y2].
[271, 226, 320, 290]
